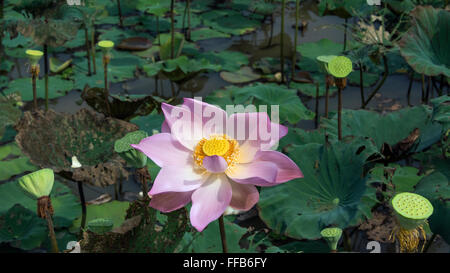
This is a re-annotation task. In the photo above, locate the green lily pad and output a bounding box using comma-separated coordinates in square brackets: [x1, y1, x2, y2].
[0, 180, 81, 228]
[190, 28, 230, 42]
[0, 94, 22, 141]
[0, 204, 47, 250]
[3, 76, 74, 102]
[259, 141, 375, 240]
[130, 109, 165, 135]
[201, 9, 260, 36]
[290, 74, 338, 97]
[368, 164, 424, 193]
[220, 66, 260, 84]
[70, 201, 130, 233]
[296, 39, 343, 72]
[0, 143, 37, 181]
[398, 6, 450, 77]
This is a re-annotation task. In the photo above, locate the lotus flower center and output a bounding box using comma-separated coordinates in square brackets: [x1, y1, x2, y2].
[202, 138, 230, 156]
[193, 135, 240, 170]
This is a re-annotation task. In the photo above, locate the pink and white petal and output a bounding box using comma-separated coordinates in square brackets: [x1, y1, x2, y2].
[161, 102, 199, 150]
[229, 181, 259, 211]
[149, 164, 207, 195]
[161, 120, 170, 133]
[149, 191, 193, 213]
[183, 98, 227, 138]
[236, 140, 260, 163]
[255, 150, 303, 182]
[225, 161, 279, 186]
[203, 156, 228, 173]
[190, 174, 232, 232]
[131, 133, 191, 168]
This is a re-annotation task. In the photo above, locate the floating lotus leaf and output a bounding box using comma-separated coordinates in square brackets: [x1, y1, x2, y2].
[130, 110, 164, 135]
[18, 168, 54, 200]
[190, 28, 230, 42]
[431, 95, 450, 131]
[321, 106, 443, 160]
[297, 39, 343, 72]
[368, 164, 424, 193]
[136, 0, 170, 16]
[117, 37, 152, 51]
[200, 9, 260, 35]
[259, 141, 376, 240]
[0, 94, 22, 141]
[220, 66, 260, 84]
[81, 87, 158, 121]
[398, 6, 450, 77]
[415, 163, 450, 244]
[3, 76, 74, 102]
[159, 32, 185, 61]
[0, 204, 47, 250]
[114, 130, 148, 168]
[193, 50, 249, 72]
[87, 218, 114, 234]
[0, 180, 81, 228]
[318, 0, 373, 19]
[0, 143, 37, 181]
[15, 109, 138, 187]
[290, 73, 338, 97]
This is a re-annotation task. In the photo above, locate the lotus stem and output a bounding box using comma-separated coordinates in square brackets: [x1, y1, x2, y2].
[359, 62, 365, 108]
[170, 0, 175, 59]
[43, 44, 49, 111]
[103, 55, 112, 116]
[325, 75, 330, 119]
[280, 0, 285, 83]
[338, 86, 342, 140]
[407, 71, 414, 106]
[45, 206, 59, 253]
[343, 18, 348, 51]
[77, 181, 87, 231]
[84, 27, 91, 76]
[362, 54, 388, 108]
[315, 82, 319, 129]
[218, 215, 228, 253]
[116, 0, 123, 27]
[423, 233, 437, 253]
[136, 167, 151, 200]
[291, 0, 299, 80]
[91, 25, 96, 74]
[31, 65, 39, 111]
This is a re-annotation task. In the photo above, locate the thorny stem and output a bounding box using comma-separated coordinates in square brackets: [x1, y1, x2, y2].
[407, 71, 414, 106]
[291, 0, 299, 80]
[219, 215, 228, 253]
[44, 44, 49, 111]
[280, 0, 285, 83]
[116, 0, 123, 27]
[91, 25, 96, 74]
[77, 181, 87, 231]
[362, 54, 389, 108]
[171, 0, 175, 59]
[103, 56, 111, 116]
[31, 66, 38, 111]
[84, 27, 91, 76]
[45, 208, 59, 253]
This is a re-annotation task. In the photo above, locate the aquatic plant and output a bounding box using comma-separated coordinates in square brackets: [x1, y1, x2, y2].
[320, 227, 343, 253]
[98, 40, 114, 116]
[87, 218, 114, 235]
[328, 56, 352, 140]
[18, 168, 58, 252]
[390, 192, 433, 253]
[131, 98, 303, 252]
[25, 49, 42, 111]
[316, 55, 336, 118]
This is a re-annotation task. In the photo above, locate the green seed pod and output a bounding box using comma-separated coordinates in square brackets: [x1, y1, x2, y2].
[316, 55, 337, 74]
[392, 192, 433, 230]
[26, 49, 44, 66]
[328, 56, 353, 78]
[18, 168, 54, 200]
[98, 40, 114, 56]
[320, 227, 343, 251]
[87, 218, 114, 234]
[114, 130, 148, 168]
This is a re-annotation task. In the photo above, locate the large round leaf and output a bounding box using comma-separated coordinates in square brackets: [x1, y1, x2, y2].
[3, 76, 74, 102]
[398, 6, 450, 77]
[259, 141, 375, 240]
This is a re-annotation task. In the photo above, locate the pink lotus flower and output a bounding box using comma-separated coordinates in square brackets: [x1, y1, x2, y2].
[131, 98, 303, 231]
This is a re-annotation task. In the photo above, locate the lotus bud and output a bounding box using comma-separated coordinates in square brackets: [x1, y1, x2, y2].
[114, 130, 148, 168]
[26, 49, 44, 67]
[87, 218, 114, 234]
[71, 156, 82, 169]
[18, 168, 55, 218]
[320, 227, 342, 252]
[328, 56, 353, 89]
